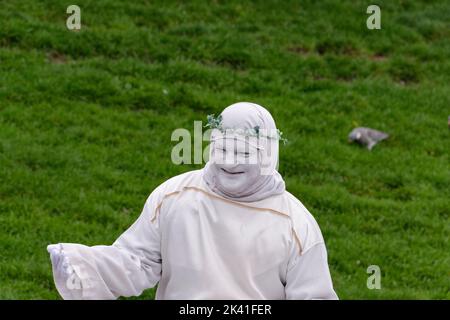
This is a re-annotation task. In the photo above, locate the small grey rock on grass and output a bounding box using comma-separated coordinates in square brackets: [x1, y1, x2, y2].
[348, 127, 389, 151]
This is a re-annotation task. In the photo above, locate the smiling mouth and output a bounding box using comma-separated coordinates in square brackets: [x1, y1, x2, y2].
[221, 168, 244, 175]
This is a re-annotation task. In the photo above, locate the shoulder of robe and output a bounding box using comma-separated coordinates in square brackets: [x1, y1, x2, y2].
[145, 169, 204, 206]
[282, 191, 325, 255]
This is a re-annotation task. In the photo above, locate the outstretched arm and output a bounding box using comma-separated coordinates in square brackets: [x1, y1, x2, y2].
[48, 192, 162, 300]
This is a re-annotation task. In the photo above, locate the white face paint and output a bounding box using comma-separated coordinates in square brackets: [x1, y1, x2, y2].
[209, 136, 262, 197]
[203, 102, 285, 202]
[212, 162, 261, 196]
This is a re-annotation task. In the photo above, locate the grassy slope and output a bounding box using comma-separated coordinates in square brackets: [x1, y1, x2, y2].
[0, 0, 449, 299]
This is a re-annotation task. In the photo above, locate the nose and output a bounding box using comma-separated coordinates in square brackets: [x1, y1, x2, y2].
[216, 150, 242, 166]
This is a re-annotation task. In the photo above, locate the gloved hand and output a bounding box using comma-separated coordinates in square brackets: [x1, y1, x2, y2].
[47, 244, 83, 299]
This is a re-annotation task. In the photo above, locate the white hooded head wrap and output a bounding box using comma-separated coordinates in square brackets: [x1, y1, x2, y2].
[202, 102, 285, 202]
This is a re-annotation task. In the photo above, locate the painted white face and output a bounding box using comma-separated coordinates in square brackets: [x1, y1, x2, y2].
[203, 102, 285, 202]
[210, 137, 262, 196]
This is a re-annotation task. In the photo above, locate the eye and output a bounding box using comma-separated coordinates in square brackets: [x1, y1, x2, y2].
[236, 151, 250, 157]
[214, 147, 225, 152]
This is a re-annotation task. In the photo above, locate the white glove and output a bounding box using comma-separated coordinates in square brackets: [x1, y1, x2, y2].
[47, 244, 83, 299]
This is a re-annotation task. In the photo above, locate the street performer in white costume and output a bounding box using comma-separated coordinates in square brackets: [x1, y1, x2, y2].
[47, 102, 338, 300]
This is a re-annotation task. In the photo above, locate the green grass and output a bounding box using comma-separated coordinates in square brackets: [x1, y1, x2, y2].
[0, 0, 449, 299]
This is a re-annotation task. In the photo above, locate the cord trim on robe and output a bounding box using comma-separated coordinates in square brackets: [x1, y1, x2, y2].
[150, 190, 181, 223]
[149, 186, 303, 255]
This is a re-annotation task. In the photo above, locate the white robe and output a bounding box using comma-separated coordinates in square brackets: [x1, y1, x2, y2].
[53, 170, 338, 300]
